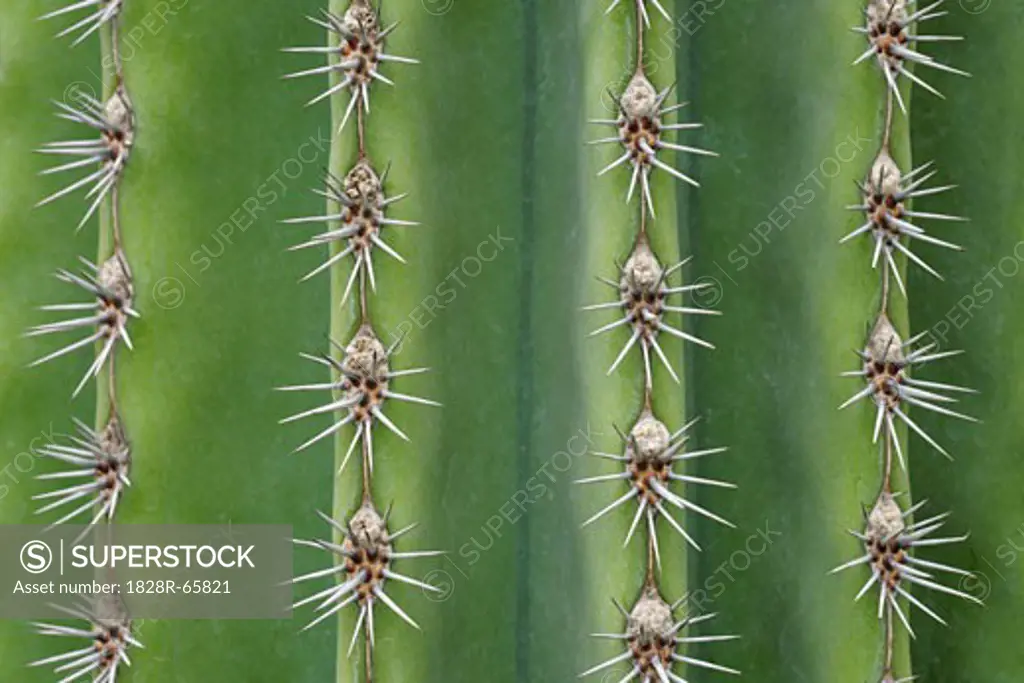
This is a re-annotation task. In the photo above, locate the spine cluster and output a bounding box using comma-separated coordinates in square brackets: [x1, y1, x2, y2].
[281, 1, 442, 679]
[27, 1, 141, 680]
[578, 3, 738, 682]
[832, 2, 980, 680]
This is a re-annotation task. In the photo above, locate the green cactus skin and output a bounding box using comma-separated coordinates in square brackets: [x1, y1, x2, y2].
[910, 4, 1024, 681]
[1, 1, 1019, 682]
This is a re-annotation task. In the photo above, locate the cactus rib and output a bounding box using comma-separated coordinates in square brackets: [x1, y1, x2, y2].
[579, 2, 737, 681]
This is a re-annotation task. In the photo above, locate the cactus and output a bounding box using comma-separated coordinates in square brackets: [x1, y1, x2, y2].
[2, 1, 1022, 682]
[22, 2, 142, 680]
[831, 2, 982, 680]
[280, 5, 446, 678]
[575, 4, 739, 683]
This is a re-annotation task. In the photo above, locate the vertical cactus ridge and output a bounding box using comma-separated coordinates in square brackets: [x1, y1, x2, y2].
[827, 1, 980, 681]
[23, 3, 143, 680]
[577, 16, 658, 664]
[282, 1, 444, 681]
[578, 3, 738, 683]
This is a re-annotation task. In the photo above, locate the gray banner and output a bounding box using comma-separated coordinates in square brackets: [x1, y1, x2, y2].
[1, 525, 292, 619]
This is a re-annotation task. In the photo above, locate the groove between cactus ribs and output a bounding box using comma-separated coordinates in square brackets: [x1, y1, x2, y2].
[515, 0, 539, 680]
